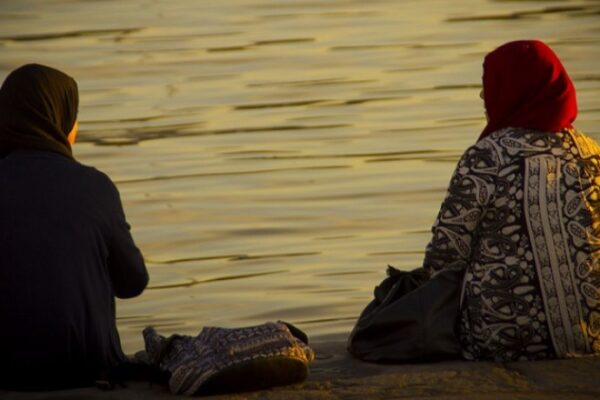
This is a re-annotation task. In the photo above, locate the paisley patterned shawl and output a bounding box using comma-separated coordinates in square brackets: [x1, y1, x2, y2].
[424, 127, 600, 361]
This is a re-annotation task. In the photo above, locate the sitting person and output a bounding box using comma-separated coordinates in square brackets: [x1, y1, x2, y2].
[423, 40, 600, 361]
[0, 64, 148, 389]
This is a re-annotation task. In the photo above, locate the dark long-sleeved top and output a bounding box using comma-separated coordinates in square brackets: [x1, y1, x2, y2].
[0, 150, 148, 389]
[422, 127, 600, 361]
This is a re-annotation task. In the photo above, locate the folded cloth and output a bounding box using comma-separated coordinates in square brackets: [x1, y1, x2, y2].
[347, 266, 463, 362]
[141, 321, 315, 396]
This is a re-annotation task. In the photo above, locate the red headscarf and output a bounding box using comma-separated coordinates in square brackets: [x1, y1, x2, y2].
[479, 40, 577, 140]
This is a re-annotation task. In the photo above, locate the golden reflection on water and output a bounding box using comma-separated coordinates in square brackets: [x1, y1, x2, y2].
[1, 0, 600, 352]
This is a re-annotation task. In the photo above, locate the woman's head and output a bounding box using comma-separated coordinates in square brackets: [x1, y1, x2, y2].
[479, 40, 577, 140]
[0, 64, 79, 158]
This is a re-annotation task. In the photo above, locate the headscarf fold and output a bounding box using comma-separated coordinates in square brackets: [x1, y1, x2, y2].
[0, 63, 78, 159]
[479, 40, 577, 140]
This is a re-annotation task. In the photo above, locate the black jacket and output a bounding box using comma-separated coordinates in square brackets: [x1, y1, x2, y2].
[0, 150, 148, 389]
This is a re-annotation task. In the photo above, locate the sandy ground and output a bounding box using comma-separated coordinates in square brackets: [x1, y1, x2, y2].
[2, 334, 599, 400]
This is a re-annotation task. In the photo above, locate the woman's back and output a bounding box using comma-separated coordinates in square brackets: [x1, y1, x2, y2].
[426, 126, 600, 361]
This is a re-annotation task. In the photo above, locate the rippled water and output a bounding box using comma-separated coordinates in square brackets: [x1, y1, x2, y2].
[1, 0, 599, 352]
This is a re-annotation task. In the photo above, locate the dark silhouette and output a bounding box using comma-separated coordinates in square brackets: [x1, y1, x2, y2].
[0, 64, 148, 389]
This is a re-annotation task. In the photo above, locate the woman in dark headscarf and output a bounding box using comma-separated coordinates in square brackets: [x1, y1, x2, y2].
[0, 64, 148, 389]
[423, 40, 600, 361]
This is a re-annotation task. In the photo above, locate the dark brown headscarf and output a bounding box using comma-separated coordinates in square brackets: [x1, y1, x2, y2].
[0, 64, 78, 159]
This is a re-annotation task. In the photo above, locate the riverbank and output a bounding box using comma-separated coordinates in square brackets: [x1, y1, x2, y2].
[3, 334, 599, 400]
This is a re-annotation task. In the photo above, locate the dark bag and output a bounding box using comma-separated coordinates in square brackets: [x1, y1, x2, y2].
[347, 266, 463, 362]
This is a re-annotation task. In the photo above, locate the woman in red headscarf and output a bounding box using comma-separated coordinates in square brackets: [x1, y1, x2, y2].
[422, 40, 600, 361]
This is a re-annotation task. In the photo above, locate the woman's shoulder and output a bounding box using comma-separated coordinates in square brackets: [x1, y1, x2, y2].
[565, 128, 600, 158]
[75, 162, 120, 196]
[483, 126, 554, 143]
[478, 127, 597, 160]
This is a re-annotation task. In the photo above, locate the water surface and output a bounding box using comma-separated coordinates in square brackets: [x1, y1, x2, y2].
[1, 0, 599, 352]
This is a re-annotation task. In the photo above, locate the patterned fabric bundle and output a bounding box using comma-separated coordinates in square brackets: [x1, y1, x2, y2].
[142, 321, 315, 396]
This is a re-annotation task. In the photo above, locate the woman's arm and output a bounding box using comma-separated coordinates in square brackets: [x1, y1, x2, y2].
[423, 140, 499, 276]
[106, 180, 149, 299]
